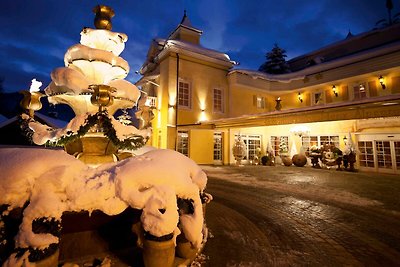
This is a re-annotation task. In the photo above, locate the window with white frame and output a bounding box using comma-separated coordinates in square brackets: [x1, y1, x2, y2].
[358, 141, 374, 168]
[271, 136, 289, 156]
[256, 96, 266, 109]
[178, 81, 191, 108]
[313, 92, 324, 105]
[213, 88, 223, 113]
[177, 131, 189, 156]
[213, 132, 222, 161]
[235, 134, 261, 161]
[376, 141, 392, 169]
[301, 135, 339, 149]
[353, 83, 367, 100]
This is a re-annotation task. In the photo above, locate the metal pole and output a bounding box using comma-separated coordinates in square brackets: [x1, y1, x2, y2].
[175, 53, 180, 151]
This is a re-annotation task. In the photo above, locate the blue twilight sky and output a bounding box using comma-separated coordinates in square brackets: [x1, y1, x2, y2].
[0, 0, 395, 92]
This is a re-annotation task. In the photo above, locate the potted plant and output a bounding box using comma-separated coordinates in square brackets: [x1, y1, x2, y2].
[279, 137, 292, 166]
[309, 145, 321, 168]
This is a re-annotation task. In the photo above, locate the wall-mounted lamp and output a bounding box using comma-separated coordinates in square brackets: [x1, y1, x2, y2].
[332, 85, 338, 97]
[343, 136, 347, 145]
[298, 92, 303, 103]
[359, 84, 365, 92]
[379, 76, 386, 89]
[275, 97, 282, 111]
[168, 104, 175, 109]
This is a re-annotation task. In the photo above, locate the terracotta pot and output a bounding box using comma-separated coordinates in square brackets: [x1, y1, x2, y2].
[282, 156, 292, 166]
[292, 154, 307, 167]
[143, 238, 175, 267]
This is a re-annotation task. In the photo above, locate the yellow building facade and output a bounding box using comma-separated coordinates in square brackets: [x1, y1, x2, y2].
[137, 13, 400, 174]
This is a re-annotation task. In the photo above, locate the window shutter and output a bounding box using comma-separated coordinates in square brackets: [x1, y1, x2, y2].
[253, 95, 257, 106]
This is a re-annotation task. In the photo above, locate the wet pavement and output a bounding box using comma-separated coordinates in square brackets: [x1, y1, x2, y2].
[201, 165, 400, 267]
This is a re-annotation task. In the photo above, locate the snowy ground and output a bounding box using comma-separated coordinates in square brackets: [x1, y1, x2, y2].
[201, 165, 400, 266]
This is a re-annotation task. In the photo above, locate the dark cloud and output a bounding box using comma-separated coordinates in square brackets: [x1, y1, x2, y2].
[0, 0, 393, 92]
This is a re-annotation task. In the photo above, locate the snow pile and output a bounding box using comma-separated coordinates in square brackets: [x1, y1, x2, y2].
[0, 148, 207, 256]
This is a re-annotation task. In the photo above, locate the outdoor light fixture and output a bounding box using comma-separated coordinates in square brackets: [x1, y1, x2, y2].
[332, 85, 338, 97]
[290, 125, 310, 137]
[298, 92, 303, 103]
[379, 76, 386, 89]
[359, 84, 365, 92]
[343, 135, 348, 144]
[275, 97, 282, 111]
[168, 104, 175, 109]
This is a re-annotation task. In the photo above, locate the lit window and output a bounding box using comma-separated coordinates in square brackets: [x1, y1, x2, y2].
[236, 134, 261, 160]
[301, 135, 339, 150]
[353, 83, 367, 100]
[177, 130, 189, 156]
[178, 81, 191, 108]
[213, 88, 223, 113]
[358, 141, 374, 168]
[213, 132, 222, 161]
[256, 96, 266, 109]
[271, 136, 288, 156]
[313, 92, 324, 105]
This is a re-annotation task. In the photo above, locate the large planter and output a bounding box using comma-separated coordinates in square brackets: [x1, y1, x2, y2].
[292, 154, 307, 167]
[143, 238, 175, 267]
[281, 156, 292, 166]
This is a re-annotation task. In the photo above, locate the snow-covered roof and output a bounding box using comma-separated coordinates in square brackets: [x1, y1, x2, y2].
[159, 39, 235, 66]
[178, 10, 202, 33]
[288, 23, 400, 71]
[0, 113, 68, 130]
[230, 39, 400, 83]
[229, 69, 305, 83]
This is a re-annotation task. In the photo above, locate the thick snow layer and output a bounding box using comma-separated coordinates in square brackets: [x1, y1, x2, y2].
[110, 115, 151, 140]
[28, 113, 150, 146]
[64, 44, 129, 83]
[28, 113, 88, 145]
[46, 67, 92, 96]
[80, 28, 128, 56]
[0, 148, 207, 252]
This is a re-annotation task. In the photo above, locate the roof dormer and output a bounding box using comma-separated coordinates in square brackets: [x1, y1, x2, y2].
[168, 10, 203, 45]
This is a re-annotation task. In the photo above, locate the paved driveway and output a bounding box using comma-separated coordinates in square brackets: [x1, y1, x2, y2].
[201, 166, 400, 267]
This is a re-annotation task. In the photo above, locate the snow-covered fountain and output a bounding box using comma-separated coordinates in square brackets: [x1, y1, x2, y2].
[0, 5, 210, 267]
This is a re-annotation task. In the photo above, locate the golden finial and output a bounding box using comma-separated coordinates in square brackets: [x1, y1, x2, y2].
[93, 5, 115, 30]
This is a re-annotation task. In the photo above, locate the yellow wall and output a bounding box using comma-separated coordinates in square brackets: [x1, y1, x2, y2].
[174, 55, 230, 125]
[189, 129, 214, 164]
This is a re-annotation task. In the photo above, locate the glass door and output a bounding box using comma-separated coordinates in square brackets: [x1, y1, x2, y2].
[213, 132, 223, 164]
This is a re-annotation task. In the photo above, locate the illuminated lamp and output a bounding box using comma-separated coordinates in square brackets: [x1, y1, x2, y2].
[332, 85, 338, 97]
[379, 76, 386, 89]
[275, 97, 282, 111]
[298, 92, 303, 103]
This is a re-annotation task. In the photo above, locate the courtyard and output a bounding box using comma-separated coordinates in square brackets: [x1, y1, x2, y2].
[201, 165, 400, 266]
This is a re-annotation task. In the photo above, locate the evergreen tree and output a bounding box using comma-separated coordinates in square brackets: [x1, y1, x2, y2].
[259, 44, 291, 74]
[375, 0, 400, 29]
